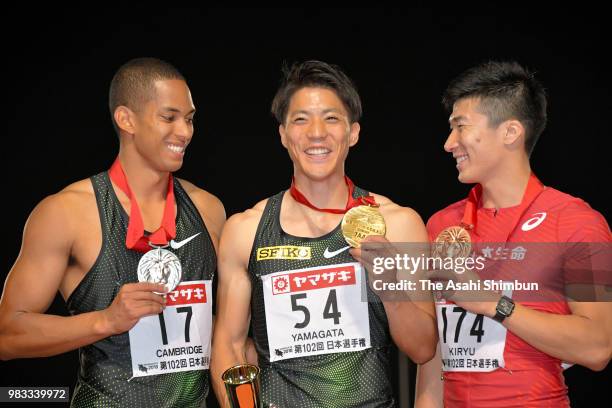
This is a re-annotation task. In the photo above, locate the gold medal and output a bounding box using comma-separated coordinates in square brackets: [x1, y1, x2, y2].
[432, 226, 472, 259]
[341, 205, 386, 248]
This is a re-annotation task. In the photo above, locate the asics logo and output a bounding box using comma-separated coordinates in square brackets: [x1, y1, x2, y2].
[521, 212, 547, 231]
[323, 245, 350, 258]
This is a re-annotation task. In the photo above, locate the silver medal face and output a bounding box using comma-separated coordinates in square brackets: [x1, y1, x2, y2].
[137, 247, 182, 292]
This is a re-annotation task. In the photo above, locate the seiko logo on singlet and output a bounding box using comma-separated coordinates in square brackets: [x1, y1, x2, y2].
[256, 246, 311, 261]
[521, 212, 547, 231]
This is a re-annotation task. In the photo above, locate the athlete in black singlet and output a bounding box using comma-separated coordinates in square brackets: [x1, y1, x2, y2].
[0, 58, 226, 407]
[211, 60, 437, 408]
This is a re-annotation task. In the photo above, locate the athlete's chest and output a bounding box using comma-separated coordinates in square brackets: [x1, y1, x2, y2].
[471, 208, 557, 243]
[254, 232, 353, 268]
[253, 230, 371, 361]
[434, 203, 558, 242]
[280, 211, 344, 238]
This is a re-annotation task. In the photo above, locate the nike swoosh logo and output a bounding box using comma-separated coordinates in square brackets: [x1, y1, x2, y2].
[323, 245, 350, 258]
[170, 232, 201, 249]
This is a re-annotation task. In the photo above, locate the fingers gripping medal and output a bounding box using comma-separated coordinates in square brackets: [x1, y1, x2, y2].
[432, 226, 471, 299]
[341, 198, 386, 248]
[137, 244, 182, 292]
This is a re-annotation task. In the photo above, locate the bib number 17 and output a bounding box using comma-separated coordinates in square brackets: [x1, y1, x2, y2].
[158, 306, 193, 345]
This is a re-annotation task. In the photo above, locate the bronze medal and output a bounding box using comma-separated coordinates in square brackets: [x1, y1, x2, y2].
[432, 226, 472, 259]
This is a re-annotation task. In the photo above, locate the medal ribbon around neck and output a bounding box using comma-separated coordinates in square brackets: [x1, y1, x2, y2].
[287, 176, 386, 248]
[289, 175, 378, 214]
[433, 173, 545, 259]
[461, 172, 544, 242]
[108, 158, 177, 253]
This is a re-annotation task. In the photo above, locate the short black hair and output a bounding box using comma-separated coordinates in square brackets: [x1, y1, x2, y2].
[443, 61, 547, 155]
[271, 60, 362, 124]
[109, 57, 185, 133]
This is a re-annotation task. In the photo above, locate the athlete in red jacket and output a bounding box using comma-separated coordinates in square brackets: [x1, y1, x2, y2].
[415, 61, 611, 407]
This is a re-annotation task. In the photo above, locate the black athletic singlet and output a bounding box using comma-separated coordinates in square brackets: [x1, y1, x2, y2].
[66, 172, 216, 408]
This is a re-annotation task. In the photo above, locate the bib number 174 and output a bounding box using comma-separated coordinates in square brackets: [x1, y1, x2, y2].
[440, 306, 485, 343]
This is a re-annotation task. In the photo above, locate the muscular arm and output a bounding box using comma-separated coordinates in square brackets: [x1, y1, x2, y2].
[502, 296, 611, 371]
[351, 200, 437, 364]
[499, 211, 612, 371]
[447, 290, 612, 372]
[210, 209, 260, 407]
[415, 343, 444, 408]
[425, 281, 612, 378]
[447, 214, 612, 371]
[178, 179, 226, 247]
[0, 191, 167, 360]
[380, 206, 437, 363]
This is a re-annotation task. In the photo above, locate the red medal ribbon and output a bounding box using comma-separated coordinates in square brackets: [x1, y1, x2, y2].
[461, 172, 544, 241]
[290, 176, 378, 214]
[108, 158, 176, 253]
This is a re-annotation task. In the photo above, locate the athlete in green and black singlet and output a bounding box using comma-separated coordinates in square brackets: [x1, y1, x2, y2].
[66, 171, 216, 408]
[248, 187, 396, 408]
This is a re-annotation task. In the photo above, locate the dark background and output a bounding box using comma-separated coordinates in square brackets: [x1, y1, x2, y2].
[1, 7, 610, 407]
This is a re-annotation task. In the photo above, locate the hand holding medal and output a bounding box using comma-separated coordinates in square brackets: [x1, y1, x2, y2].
[429, 226, 497, 312]
[430, 225, 472, 300]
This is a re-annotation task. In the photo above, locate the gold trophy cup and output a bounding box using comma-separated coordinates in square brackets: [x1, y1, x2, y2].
[222, 364, 262, 408]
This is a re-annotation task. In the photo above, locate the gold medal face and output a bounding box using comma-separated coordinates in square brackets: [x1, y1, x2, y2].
[341, 205, 386, 248]
[432, 226, 472, 259]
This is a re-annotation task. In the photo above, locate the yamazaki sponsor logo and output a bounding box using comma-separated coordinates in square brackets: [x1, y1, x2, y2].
[257, 246, 311, 260]
[165, 283, 207, 306]
[271, 265, 356, 295]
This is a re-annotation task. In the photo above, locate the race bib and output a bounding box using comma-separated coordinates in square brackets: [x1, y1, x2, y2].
[128, 280, 212, 377]
[435, 288, 512, 372]
[262, 262, 371, 362]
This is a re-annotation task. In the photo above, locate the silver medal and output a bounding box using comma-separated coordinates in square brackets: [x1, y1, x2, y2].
[137, 246, 182, 292]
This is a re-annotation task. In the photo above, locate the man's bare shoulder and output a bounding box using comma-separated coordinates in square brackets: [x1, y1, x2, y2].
[176, 178, 217, 203]
[36, 179, 95, 215]
[218, 198, 270, 267]
[370, 192, 423, 225]
[368, 192, 427, 242]
[176, 178, 225, 215]
[62, 178, 95, 194]
[23, 178, 96, 244]
[249, 198, 270, 216]
[224, 198, 269, 235]
[176, 178, 226, 236]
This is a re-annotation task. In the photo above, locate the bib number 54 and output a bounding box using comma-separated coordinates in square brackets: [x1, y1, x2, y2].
[290, 289, 341, 329]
